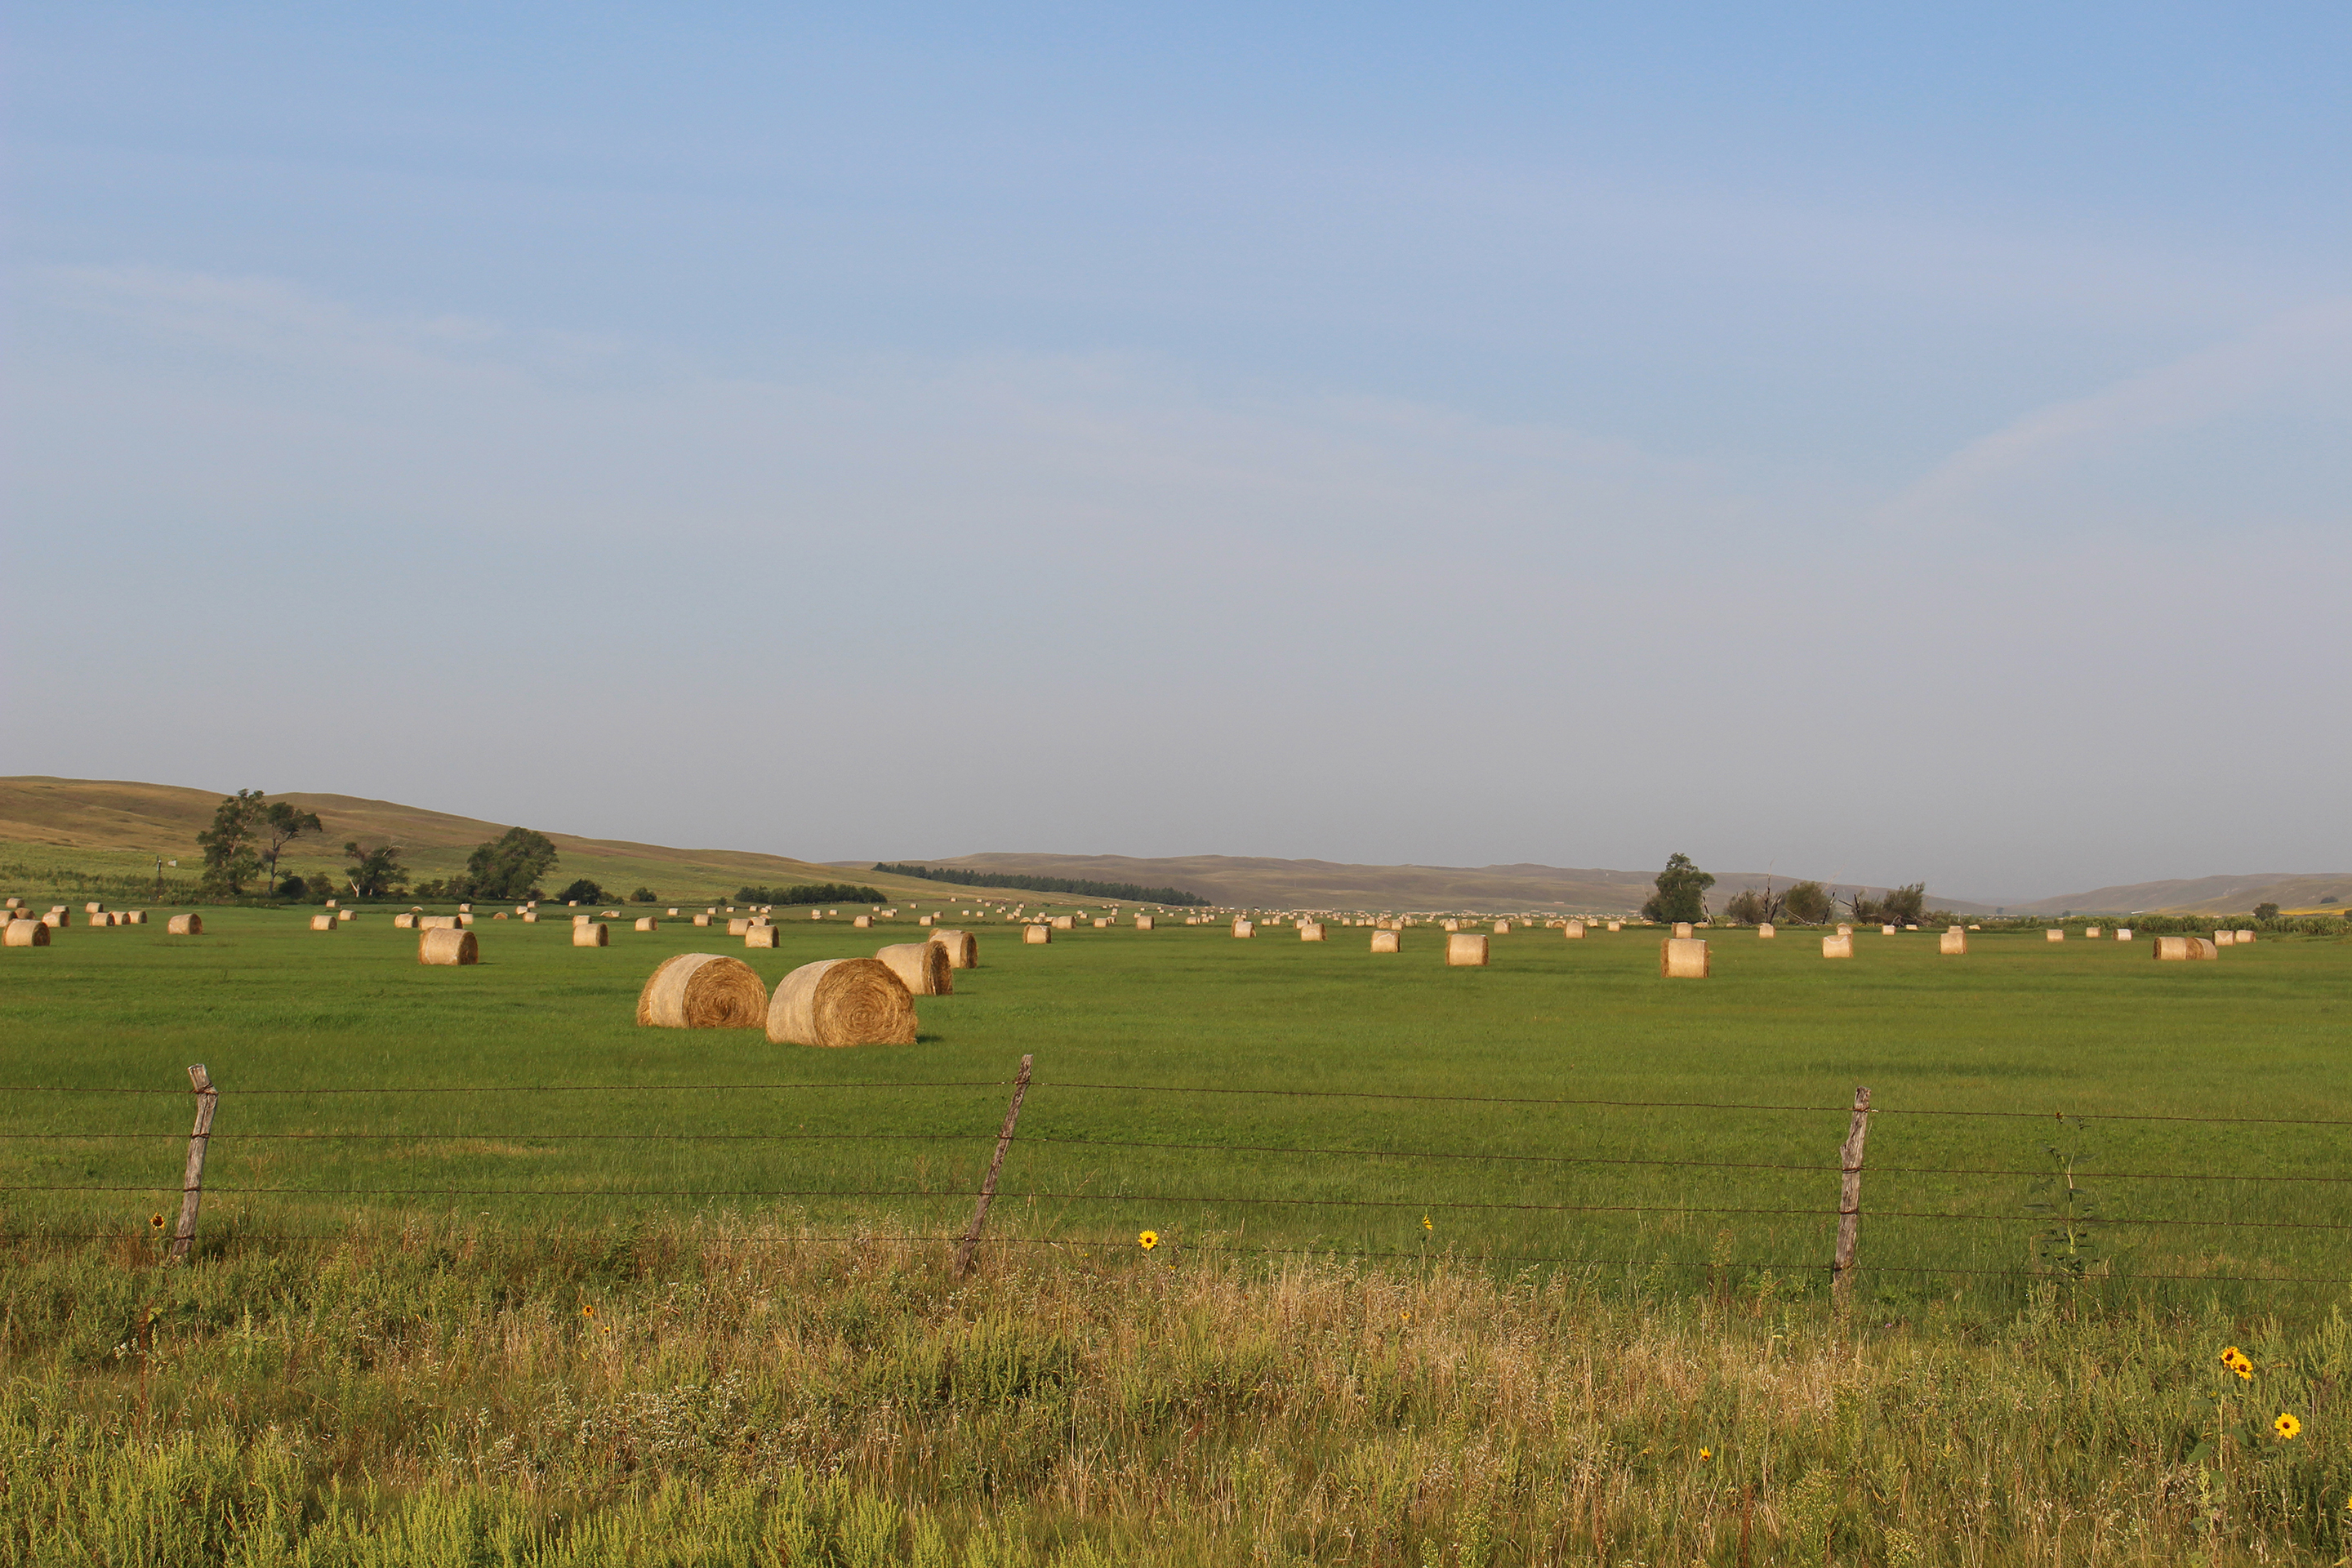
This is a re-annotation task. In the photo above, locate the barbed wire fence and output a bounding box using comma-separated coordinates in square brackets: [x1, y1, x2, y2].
[6, 1061, 2352, 1295]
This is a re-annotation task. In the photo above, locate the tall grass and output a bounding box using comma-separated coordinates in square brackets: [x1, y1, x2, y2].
[5, 1219, 2350, 1564]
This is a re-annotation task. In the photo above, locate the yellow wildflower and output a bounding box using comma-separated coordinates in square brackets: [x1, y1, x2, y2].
[1138, 1231, 1159, 1252]
[2275, 1414, 2302, 1441]
[149, 1214, 166, 1230]
[1698, 1448, 1713, 1462]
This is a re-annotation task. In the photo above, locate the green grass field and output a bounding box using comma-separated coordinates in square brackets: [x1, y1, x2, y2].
[7, 908, 2349, 1312]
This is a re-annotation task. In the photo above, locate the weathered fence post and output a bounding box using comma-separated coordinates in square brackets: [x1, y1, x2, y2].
[954, 1054, 1032, 1278]
[169, 1064, 219, 1263]
[1831, 1085, 1871, 1303]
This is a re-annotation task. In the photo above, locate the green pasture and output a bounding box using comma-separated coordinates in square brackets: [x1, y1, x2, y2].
[4, 908, 2348, 1313]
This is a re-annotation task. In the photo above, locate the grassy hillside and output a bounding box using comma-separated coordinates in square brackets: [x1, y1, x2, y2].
[0, 776, 974, 905]
[2002, 871, 2352, 916]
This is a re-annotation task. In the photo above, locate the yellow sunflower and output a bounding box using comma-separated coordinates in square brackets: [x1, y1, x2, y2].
[2276, 1414, 2302, 1441]
[149, 1214, 166, 1230]
[1138, 1231, 1159, 1252]
[1698, 1448, 1713, 1462]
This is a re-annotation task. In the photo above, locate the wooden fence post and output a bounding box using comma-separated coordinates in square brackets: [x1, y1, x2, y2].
[1832, 1085, 1870, 1303]
[954, 1055, 1033, 1278]
[169, 1064, 219, 1263]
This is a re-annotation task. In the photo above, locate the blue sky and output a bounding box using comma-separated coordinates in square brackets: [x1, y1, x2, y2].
[6, 4, 2346, 900]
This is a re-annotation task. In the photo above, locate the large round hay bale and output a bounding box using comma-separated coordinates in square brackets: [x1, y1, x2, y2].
[635, 916, 658, 933]
[572, 922, 608, 947]
[637, 953, 768, 1027]
[693, 914, 711, 927]
[419, 928, 478, 965]
[1232, 920, 1254, 938]
[1940, 929, 1967, 956]
[1659, 937, 1709, 978]
[167, 914, 202, 936]
[1050, 915, 1074, 931]
[4, 919, 50, 947]
[2154, 936, 2218, 961]
[1563, 921, 1586, 939]
[1134, 915, 1154, 931]
[310, 914, 336, 932]
[877, 941, 952, 996]
[337, 910, 354, 923]
[84, 902, 104, 914]
[728, 918, 751, 936]
[457, 913, 474, 927]
[929, 929, 978, 969]
[766, 957, 916, 1047]
[1446, 933, 1489, 966]
[744, 924, 781, 948]
[1298, 922, 1325, 942]
[1023, 924, 1051, 944]
[1492, 920, 1510, 935]
[1822, 933, 1855, 959]
[1370, 929, 1401, 953]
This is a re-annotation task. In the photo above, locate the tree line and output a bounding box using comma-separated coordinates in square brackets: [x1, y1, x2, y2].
[871, 864, 1209, 906]
[193, 793, 585, 904]
[1639, 853, 1938, 926]
[735, 884, 888, 906]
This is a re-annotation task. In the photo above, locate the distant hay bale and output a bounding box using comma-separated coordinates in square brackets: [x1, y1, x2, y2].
[929, 929, 978, 969]
[1024, 924, 1052, 945]
[572, 922, 608, 947]
[919, 915, 933, 927]
[457, 914, 474, 927]
[338, 910, 354, 922]
[455, 903, 467, 913]
[1442, 920, 1460, 933]
[1446, 933, 1489, 966]
[1659, 937, 1710, 979]
[420, 915, 461, 930]
[1756, 923, 1775, 938]
[728, 919, 751, 936]
[2154, 936, 2218, 961]
[635, 917, 658, 933]
[1370, 929, 1401, 953]
[1052, 915, 1074, 931]
[2237, 929, 2256, 943]
[126, 911, 148, 924]
[2085, 926, 2102, 938]
[309, 914, 336, 932]
[572, 914, 590, 925]
[693, 915, 712, 927]
[853, 915, 872, 929]
[2213, 930, 2236, 946]
[522, 913, 538, 924]
[4, 919, 49, 947]
[1232, 920, 1254, 938]
[1881, 924, 1896, 936]
[601, 911, 620, 920]
[1940, 929, 1967, 956]
[418, 928, 479, 965]
[1564, 921, 1586, 939]
[1836, 924, 1853, 938]
[85, 902, 104, 914]
[167, 914, 202, 936]
[744, 924, 781, 948]
[1672, 923, 1695, 939]
[1821, 933, 1855, 959]
[1298, 922, 1325, 942]
[1134, 915, 1155, 931]
[877, 942, 952, 996]
[492, 912, 509, 920]
[1093, 918, 1110, 929]
[1606, 921, 1622, 932]
[1493, 920, 1510, 935]
[2046, 929, 2065, 942]
[42, 911, 66, 929]
[765, 957, 916, 1048]
[667, 907, 679, 916]
[637, 953, 767, 1028]
[2, 898, 17, 909]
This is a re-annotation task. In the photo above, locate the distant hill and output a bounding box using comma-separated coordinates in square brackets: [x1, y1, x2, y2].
[0, 777, 974, 904]
[849, 851, 1997, 915]
[1995, 873, 2352, 917]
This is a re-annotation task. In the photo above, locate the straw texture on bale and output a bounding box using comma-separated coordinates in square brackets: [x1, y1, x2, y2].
[744, 924, 781, 948]
[420, 915, 460, 930]
[1050, 915, 1073, 931]
[127, 911, 148, 924]
[46, 911, 69, 927]
[85, 902, 104, 914]
[1659, 938, 1710, 978]
[765, 957, 917, 1048]
[929, 929, 978, 969]
[1298, 922, 1325, 942]
[1134, 915, 1154, 931]
[1024, 924, 1051, 944]
[2047, 929, 2065, 942]
[1563, 921, 1585, 939]
[1671, 922, 1695, 939]
[1940, 929, 1967, 956]
[2238, 929, 2256, 942]
[728, 919, 751, 937]
[1370, 929, 1401, 953]
[876, 941, 952, 996]
[457, 914, 474, 927]
[1232, 920, 1254, 938]
[418, 929, 478, 965]
[4, 919, 49, 947]
[310, 915, 336, 932]
[693, 914, 711, 926]
[1822, 933, 1855, 959]
[167, 914, 202, 935]
[1446, 933, 1489, 966]
[2213, 930, 2236, 946]
[853, 915, 871, 929]
[572, 922, 608, 947]
[637, 953, 768, 1028]
[573, 914, 591, 925]
[1442, 920, 1460, 933]
[2154, 936, 2219, 961]
[635, 917, 658, 933]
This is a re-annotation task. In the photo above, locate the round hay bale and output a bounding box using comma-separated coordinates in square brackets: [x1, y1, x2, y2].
[693, 914, 712, 927]
[877, 941, 952, 996]
[2213, 929, 2236, 946]
[853, 915, 871, 929]
[310, 914, 336, 932]
[1606, 921, 1623, 932]
[1092, 917, 1111, 929]
[728, 918, 751, 937]
[2085, 926, 2102, 938]
[572, 922, 608, 947]
[1232, 920, 1254, 938]
[929, 929, 978, 969]
[1051, 915, 1074, 931]
[1940, 929, 1967, 956]
[1442, 919, 1460, 933]
[919, 915, 933, 927]
[635, 917, 659, 933]
[1836, 924, 1853, 938]
[420, 915, 461, 930]
[766, 957, 916, 1047]
[41, 912, 65, 929]
[2238, 929, 2256, 943]
[667, 907, 679, 916]
[637, 953, 768, 1027]
[522, 912, 538, 924]
[419, 928, 479, 965]
[1564, 921, 1586, 939]
[492, 911, 509, 920]
[1023, 924, 1051, 944]
[1, 898, 16, 909]
[457, 914, 474, 927]
[1659, 937, 1709, 978]
[744, 924, 781, 948]
[1370, 929, 1401, 953]
[1881, 924, 1896, 936]
[1134, 915, 1154, 931]
[1446, 933, 1489, 966]
[126, 911, 148, 924]
[1672, 922, 1695, 939]
[338, 910, 354, 922]
[601, 910, 620, 920]
[1821, 933, 1855, 959]
[1298, 921, 1325, 942]
[1493, 920, 1510, 935]
[84, 902, 104, 914]
[455, 902, 467, 912]
[4, 918, 50, 947]
[2046, 929, 2065, 942]
[2154, 935, 2218, 961]
[1755, 923, 1775, 938]
[572, 914, 590, 925]
[167, 914, 202, 935]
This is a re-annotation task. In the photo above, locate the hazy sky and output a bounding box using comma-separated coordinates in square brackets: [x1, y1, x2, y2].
[6, 4, 2346, 902]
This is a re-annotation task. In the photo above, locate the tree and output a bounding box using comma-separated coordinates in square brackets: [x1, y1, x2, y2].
[464, 828, 559, 901]
[1851, 883, 1927, 924]
[558, 878, 606, 905]
[1782, 881, 1833, 924]
[2254, 902, 2280, 920]
[1722, 884, 1785, 924]
[194, 789, 266, 896]
[629, 887, 657, 903]
[345, 841, 407, 898]
[1640, 853, 1715, 924]
[256, 800, 323, 896]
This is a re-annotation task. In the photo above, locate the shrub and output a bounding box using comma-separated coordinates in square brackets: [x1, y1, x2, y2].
[558, 879, 606, 906]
